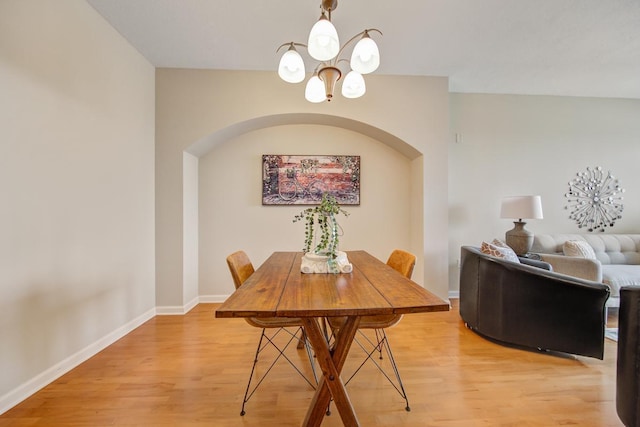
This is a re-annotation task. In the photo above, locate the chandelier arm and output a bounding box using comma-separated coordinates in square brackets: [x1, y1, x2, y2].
[276, 41, 308, 53]
[334, 28, 383, 63]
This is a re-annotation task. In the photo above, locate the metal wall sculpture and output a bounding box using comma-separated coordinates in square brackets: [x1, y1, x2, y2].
[564, 166, 625, 232]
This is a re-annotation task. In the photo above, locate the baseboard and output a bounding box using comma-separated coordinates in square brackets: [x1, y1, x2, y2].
[449, 290, 460, 300]
[155, 295, 229, 315]
[198, 294, 230, 303]
[0, 306, 156, 415]
[155, 295, 200, 315]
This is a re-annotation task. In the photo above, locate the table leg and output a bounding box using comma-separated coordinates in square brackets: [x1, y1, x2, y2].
[301, 316, 361, 427]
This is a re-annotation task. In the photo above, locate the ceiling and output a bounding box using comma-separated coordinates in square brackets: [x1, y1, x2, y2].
[87, 0, 640, 99]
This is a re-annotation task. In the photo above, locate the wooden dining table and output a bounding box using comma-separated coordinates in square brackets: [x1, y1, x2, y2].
[215, 250, 449, 427]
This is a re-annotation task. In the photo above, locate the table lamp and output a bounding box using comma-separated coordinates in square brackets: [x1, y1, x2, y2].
[500, 195, 543, 256]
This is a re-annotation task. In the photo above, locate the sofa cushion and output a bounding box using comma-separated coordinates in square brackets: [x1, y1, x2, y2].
[602, 265, 640, 298]
[481, 240, 520, 263]
[533, 234, 640, 265]
[563, 240, 596, 259]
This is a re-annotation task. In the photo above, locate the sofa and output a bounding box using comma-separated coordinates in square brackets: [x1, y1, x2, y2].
[460, 246, 611, 359]
[616, 286, 640, 427]
[532, 234, 640, 308]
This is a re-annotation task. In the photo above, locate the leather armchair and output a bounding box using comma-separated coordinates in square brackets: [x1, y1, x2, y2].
[460, 246, 610, 359]
[617, 286, 640, 426]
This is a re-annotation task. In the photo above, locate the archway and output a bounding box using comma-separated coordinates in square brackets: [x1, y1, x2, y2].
[184, 113, 425, 302]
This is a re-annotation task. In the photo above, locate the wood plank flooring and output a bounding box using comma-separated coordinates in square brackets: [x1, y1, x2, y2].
[1, 301, 623, 426]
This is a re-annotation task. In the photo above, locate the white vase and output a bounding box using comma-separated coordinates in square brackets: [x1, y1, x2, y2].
[301, 251, 352, 274]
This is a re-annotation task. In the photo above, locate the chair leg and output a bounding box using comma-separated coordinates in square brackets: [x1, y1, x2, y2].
[240, 327, 318, 416]
[378, 329, 410, 411]
[300, 328, 319, 385]
[343, 329, 410, 411]
[375, 329, 384, 359]
[240, 329, 266, 416]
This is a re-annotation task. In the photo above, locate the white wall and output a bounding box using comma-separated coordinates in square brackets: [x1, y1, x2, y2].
[0, 0, 156, 411]
[199, 125, 412, 296]
[449, 93, 640, 291]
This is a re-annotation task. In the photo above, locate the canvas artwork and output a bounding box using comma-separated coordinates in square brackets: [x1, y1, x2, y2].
[262, 155, 360, 205]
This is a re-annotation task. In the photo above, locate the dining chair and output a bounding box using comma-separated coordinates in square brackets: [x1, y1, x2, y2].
[226, 250, 318, 416]
[328, 249, 416, 411]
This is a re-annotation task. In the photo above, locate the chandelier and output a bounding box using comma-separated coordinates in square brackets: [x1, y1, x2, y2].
[277, 0, 382, 103]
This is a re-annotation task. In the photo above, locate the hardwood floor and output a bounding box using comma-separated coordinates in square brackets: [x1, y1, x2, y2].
[1, 301, 623, 426]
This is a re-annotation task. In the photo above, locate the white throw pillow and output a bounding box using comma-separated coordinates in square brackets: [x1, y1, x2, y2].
[491, 238, 511, 249]
[563, 240, 596, 259]
[481, 240, 521, 263]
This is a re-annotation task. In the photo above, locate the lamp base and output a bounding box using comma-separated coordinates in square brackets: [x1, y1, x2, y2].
[505, 221, 534, 256]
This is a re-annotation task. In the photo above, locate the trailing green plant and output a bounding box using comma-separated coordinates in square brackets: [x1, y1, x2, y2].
[293, 193, 349, 261]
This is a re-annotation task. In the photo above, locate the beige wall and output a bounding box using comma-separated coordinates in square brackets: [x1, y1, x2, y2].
[0, 0, 155, 411]
[199, 125, 413, 296]
[449, 93, 640, 292]
[155, 69, 451, 307]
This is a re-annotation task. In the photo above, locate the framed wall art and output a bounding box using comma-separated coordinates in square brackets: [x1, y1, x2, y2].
[262, 155, 360, 205]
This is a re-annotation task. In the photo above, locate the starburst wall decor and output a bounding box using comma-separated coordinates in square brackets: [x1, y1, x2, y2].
[564, 166, 625, 232]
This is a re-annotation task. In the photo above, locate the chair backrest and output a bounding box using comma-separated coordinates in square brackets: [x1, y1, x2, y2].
[226, 251, 255, 289]
[617, 286, 640, 427]
[386, 249, 416, 279]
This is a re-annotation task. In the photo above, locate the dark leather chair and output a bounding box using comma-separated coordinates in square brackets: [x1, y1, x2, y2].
[460, 246, 610, 359]
[617, 286, 640, 426]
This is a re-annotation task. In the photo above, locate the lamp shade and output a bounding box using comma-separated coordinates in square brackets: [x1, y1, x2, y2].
[500, 196, 544, 220]
[350, 35, 380, 74]
[341, 71, 366, 98]
[278, 46, 305, 83]
[305, 74, 326, 103]
[307, 14, 340, 61]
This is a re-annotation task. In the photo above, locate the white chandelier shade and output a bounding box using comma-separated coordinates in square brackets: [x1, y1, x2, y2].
[341, 71, 366, 98]
[305, 74, 326, 103]
[350, 34, 380, 74]
[277, 0, 381, 102]
[278, 45, 306, 83]
[307, 13, 340, 61]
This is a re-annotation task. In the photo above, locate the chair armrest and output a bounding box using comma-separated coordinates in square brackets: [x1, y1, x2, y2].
[537, 253, 602, 282]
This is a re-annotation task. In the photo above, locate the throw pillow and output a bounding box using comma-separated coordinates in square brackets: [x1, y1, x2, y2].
[563, 240, 596, 259]
[491, 238, 511, 249]
[481, 240, 521, 263]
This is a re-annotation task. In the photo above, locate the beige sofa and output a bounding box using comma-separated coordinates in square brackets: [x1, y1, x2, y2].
[532, 234, 640, 308]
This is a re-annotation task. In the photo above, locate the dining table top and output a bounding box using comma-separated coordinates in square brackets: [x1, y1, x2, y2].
[215, 250, 450, 319]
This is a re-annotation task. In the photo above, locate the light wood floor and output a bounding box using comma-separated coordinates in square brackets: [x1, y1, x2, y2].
[1, 301, 623, 426]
